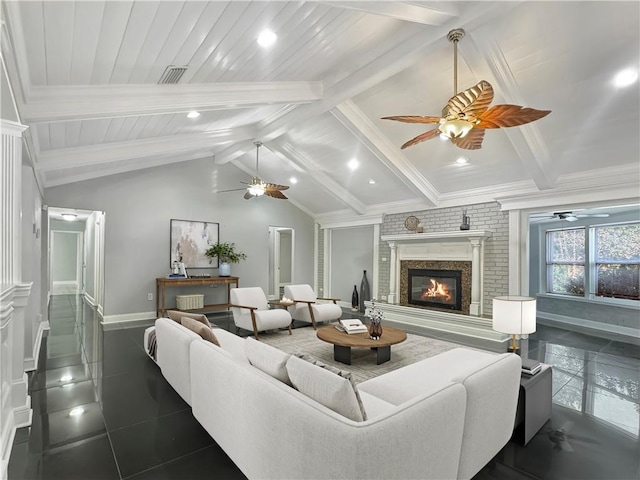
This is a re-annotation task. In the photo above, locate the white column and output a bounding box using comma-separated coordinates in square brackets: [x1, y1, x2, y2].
[469, 238, 482, 315]
[388, 241, 398, 304]
[508, 209, 528, 295]
[1, 119, 31, 478]
[10, 283, 33, 428]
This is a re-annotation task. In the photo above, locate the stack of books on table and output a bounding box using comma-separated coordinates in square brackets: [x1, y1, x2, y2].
[335, 319, 369, 334]
[521, 358, 542, 376]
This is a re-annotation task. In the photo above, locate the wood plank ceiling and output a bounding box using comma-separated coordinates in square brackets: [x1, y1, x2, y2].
[2, 1, 639, 220]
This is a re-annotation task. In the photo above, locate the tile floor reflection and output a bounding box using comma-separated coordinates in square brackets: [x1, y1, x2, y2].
[8, 295, 640, 479]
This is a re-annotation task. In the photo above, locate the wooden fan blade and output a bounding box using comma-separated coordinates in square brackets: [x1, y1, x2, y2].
[265, 183, 289, 191]
[243, 191, 254, 200]
[476, 104, 551, 129]
[400, 128, 441, 149]
[446, 80, 494, 120]
[265, 190, 288, 199]
[381, 115, 442, 124]
[451, 128, 485, 150]
[217, 187, 247, 193]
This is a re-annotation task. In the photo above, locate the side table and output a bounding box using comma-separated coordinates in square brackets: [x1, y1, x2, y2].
[513, 363, 552, 446]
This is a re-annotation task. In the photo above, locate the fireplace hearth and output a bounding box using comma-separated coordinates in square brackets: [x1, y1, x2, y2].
[408, 269, 462, 311]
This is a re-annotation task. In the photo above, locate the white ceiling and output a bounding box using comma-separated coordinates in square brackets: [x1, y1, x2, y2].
[3, 1, 639, 222]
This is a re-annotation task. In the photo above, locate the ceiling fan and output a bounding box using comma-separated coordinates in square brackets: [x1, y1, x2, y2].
[382, 29, 551, 150]
[219, 142, 289, 200]
[530, 211, 610, 222]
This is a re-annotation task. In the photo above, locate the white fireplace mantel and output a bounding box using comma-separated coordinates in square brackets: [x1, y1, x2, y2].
[381, 230, 492, 316]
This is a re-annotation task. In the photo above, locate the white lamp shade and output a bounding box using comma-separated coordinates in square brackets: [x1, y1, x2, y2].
[492, 296, 537, 335]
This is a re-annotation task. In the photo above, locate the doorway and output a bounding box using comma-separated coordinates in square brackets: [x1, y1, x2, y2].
[268, 226, 295, 299]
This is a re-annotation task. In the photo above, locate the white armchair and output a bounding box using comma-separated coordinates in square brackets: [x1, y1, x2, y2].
[284, 284, 342, 330]
[230, 287, 292, 340]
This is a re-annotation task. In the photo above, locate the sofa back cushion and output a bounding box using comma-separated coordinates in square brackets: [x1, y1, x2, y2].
[244, 337, 291, 385]
[286, 354, 367, 422]
[167, 310, 211, 328]
[181, 317, 220, 346]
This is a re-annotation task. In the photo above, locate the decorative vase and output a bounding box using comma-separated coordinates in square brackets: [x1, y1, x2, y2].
[218, 262, 231, 277]
[369, 319, 383, 340]
[351, 285, 359, 311]
[460, 209, 470, 230]
[359, 270, 370, 312]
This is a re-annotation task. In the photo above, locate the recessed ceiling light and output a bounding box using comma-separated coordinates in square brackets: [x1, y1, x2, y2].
[369, 179, 376, 184]
[347, 158, 359, 171]
[455, 157, 468, 165]
[613, 68, 638, 88]
[69, 407, 85, 417]
[60, 375, 73, 382]
[61, 213, 77, 221]
[257, 29, 277, 48]
[187, 111, 200, 118]
[289, 177, 298, 184]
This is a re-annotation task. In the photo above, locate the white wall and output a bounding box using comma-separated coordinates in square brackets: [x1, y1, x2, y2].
[330, 226, 374, 303]
[44, 157, 315, 321]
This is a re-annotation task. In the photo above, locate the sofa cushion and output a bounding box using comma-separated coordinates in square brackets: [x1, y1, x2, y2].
[212, 328, 249, 364]
[167, 310, 211, 328]
[180, 317, 220, 346]
[244, 337, 291, 385]
[286, 354, 367, 422]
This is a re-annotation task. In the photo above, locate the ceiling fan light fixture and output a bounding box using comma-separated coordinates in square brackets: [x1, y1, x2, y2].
[248, 184, 265, 196]
[438, 119, 474, 139]
[565, 215, 579, 222]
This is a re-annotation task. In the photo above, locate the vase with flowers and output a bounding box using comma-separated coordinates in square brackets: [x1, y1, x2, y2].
[365, 302, 384, 340]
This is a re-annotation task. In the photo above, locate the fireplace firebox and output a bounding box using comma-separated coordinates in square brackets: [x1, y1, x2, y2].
[407, 268, 462, 311]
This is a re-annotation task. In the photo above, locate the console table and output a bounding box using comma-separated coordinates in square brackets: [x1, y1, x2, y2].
[155, 276, 239, 317]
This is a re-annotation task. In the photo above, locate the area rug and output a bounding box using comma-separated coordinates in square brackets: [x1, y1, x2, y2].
[258, 324, 463, 383]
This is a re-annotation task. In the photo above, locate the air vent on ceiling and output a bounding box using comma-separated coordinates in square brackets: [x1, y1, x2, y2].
[158, 65, 188, 84]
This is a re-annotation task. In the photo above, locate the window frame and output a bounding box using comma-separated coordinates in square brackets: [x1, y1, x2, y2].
[543, 221, 639, 305]
[545, 227, 586, 297]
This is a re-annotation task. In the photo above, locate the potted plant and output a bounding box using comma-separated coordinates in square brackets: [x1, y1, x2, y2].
[205, 242, 247, 277]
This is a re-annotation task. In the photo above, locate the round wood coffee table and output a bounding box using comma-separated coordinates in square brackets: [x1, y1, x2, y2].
[316, 324, 407, 365]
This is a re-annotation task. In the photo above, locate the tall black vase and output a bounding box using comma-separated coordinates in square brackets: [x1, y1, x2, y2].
[359, 270, 370, 313]
[351, 286, 359, 311]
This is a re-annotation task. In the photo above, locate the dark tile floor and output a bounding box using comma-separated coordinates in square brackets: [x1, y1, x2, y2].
[8, 295, 640, 479]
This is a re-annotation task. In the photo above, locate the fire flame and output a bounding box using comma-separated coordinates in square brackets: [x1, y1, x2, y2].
[421, 279, 451, 301]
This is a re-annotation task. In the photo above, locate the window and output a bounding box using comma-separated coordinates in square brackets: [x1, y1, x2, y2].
[546, 228, 585, 295]
[545, 222, 640, 302]
[594, 224, 640, 300]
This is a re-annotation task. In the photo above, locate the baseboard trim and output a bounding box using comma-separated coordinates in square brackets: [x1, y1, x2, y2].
[537, 311, 640, 345]
[25, 321, 49, 372]
[102, 311, 157, 325]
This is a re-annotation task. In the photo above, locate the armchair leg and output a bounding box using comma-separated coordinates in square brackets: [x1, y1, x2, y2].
[250, 311, 260, 340]
[288, 322, 292, 335]
[307, 304, 317, 330]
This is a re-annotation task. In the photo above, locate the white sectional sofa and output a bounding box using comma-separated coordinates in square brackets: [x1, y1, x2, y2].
[154, 317, 521, 480]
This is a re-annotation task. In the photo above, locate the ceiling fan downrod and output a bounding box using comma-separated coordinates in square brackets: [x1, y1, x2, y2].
[447, 28, 465, 96]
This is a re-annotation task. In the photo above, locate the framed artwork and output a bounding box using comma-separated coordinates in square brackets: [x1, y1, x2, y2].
[170, 219, 219, 268]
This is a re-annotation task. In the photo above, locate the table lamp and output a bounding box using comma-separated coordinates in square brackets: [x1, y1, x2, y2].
[492, 296, 537, 353]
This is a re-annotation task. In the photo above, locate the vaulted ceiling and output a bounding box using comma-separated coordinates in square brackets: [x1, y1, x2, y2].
[3, 1, 639, 221]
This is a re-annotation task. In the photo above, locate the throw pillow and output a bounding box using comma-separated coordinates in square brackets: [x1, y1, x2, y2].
[167, 310, 211, 328]
[180, 317, 220, 347]
[244, 337, 292, 385]
[286, 354, 367, 422]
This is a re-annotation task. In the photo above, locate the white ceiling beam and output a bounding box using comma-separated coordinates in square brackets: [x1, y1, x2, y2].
[42, 150, 214, 188]
[331, 100, 439, 206]
[319, 1, 459, 26]
[463, 32, 554, 190]
[37, 126, 254, 171]
[22, 82, 323, 123]
[267, 139, 368, 215]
